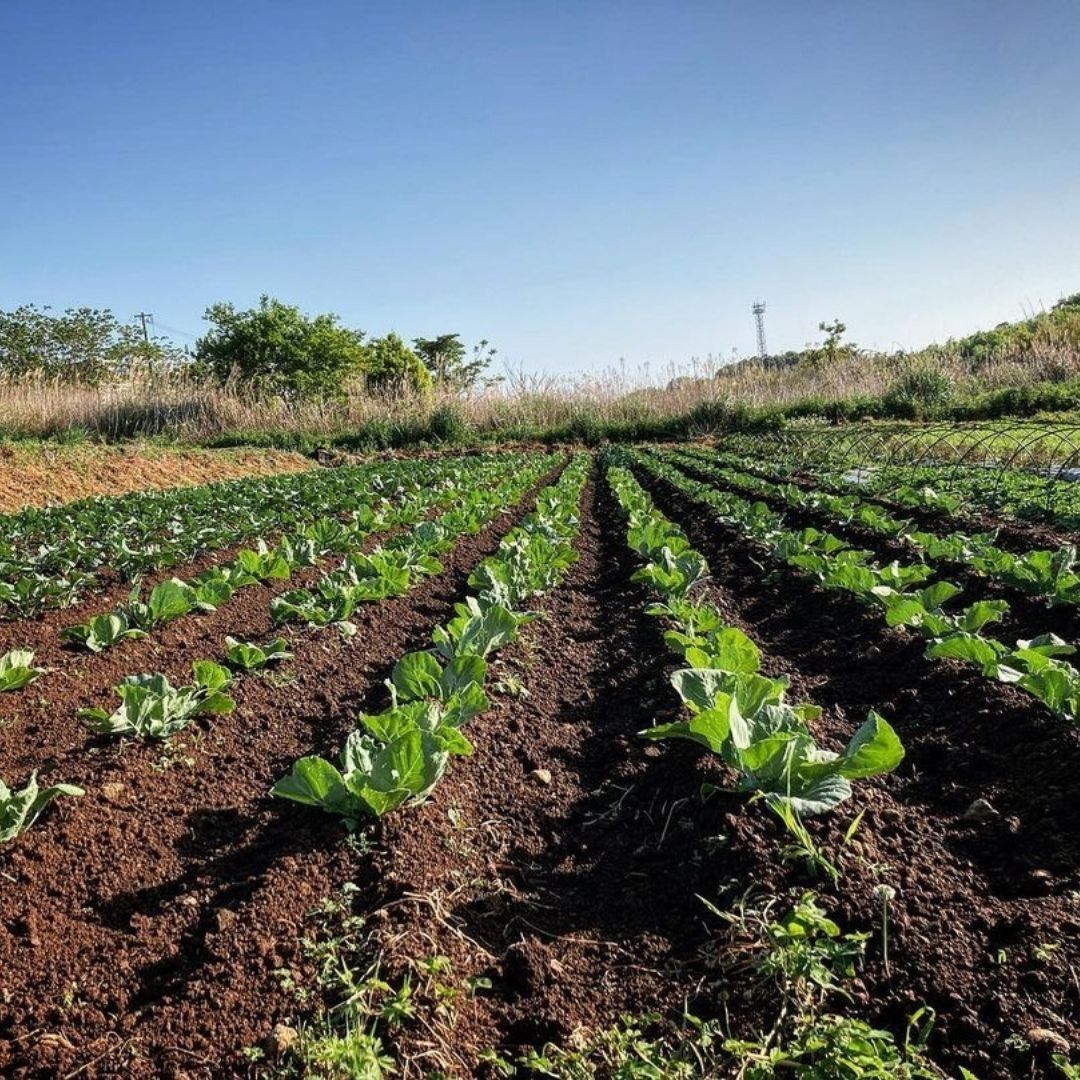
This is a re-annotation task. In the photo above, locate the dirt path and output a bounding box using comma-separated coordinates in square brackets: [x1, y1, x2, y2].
[0, 444, 313, 514]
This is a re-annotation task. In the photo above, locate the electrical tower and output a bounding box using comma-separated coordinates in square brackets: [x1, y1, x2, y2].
[752, 301, 767, 359]
[135, 312, 154, 343]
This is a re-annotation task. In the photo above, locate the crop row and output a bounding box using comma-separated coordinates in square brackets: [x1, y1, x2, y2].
[0, 452, 559, 842]
[0, 455, 479, 619]
[272, 453, 591, 821]
[720, 433, 1080, 528]
[673, 446, 1080, 609]
[605, 457, 905, 830]
[634, 449, 1080, 726]
[59, 452, 545, 652]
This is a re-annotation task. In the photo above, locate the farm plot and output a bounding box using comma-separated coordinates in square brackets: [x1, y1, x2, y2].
[1, 445, 1078, 1079]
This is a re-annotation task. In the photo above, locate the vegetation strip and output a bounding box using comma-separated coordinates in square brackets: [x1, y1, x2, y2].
[272, 453, 591, 822]
[639, 448, 1080, 727]
[0, 454, 552, 843]
[675, 445, 1080, 612]
[721, 431, 1080, 532]
[0, 455, 464, 619]
[605, 458, 904, 829]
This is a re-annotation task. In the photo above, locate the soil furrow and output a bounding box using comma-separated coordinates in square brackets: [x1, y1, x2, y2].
[323, 470, 763, 1075]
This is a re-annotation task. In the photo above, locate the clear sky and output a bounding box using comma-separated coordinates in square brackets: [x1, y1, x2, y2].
[2, 1, 1078, 376]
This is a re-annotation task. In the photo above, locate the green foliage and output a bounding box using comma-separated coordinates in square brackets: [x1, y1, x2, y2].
[0, 772, 83, 843]
[62, 612, 147, 652]
[224, 636, 293, 671]
[195, 295, 368, 398]
[608, 463, 904, 818]
[272, 454, 589, 825]
[363, 332, 431, 393]
[79, 661, 235, 740]
[0, 649, 45, 692]
[412, 333, 497, 390]
[0, 304, 180, 383]
[885, 363, 955, 416]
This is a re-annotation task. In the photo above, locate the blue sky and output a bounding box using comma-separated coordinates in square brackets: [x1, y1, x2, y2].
[2, 1, 1078, 376]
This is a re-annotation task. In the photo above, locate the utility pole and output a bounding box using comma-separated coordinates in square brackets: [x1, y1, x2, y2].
[135, 312, 153, 343]
[752, 300, 767, 360]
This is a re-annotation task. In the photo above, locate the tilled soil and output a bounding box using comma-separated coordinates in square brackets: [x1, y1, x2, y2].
[296, 466, 1080, 1078]
[638, 463, 1080, 1079]
[340, 474, 732, 1074]
[0, 468, 558, 1079]
[3, 454, 1079, 1078]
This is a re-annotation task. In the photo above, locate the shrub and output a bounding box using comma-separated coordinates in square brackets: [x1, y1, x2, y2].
[195, 295, 368, 399]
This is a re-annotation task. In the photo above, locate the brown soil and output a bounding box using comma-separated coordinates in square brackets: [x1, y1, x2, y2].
[0, 444, 313, 514]
[2, 454, 1078, 1079]
[638, 463, 1080, 1080]
[0, 468, 557, 1079]
[293, 465, 1078, 1078]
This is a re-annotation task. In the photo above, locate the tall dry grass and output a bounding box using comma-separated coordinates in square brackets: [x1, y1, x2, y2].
[1, 320, 1078, 443]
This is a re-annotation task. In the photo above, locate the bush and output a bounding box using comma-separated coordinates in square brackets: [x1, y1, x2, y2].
[426, 405, 471, 444]
[194, 296, 368, 399]
[363, 333, 431, 394]
[884, 365, 954, 416]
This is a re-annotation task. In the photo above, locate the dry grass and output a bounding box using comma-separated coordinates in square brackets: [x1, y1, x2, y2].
[1, 320, 1078, 443]
[0, 359, 731, 443]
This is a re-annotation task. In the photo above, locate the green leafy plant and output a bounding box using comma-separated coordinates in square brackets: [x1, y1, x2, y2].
[79, 661, 235, 740]
[0, 648, 46, 692]
[1, 772, 83, 842]
[224, 636, 293, 671]
[62, 612, 146, 652]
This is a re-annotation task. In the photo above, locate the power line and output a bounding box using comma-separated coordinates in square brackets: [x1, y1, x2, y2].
[134, 311, 154, 343]
[152, 320, 199, 342]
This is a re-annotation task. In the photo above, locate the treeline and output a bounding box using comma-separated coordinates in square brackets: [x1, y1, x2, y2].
[0, 296, 498, 396]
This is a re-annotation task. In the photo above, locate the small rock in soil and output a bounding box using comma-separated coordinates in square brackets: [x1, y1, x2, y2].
[267, 1023, 299, 1057]
[527, 768, 553, 786]
[1027, 869, 1055, 894]
[1028, 1027, 1070, 1054]
[101, 782, 126, 805]
[962, 798, 999, 823]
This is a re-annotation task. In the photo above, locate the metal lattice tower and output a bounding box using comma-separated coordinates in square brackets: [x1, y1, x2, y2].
[752, 300, 767, 359]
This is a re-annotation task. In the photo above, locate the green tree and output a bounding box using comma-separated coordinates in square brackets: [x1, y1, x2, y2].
[800, 319, 851, 371]
[412, 333, 498, 390]
[0, 305, 174, 383]
[364, 332, 432, 393]
[194, 296, 368, 398]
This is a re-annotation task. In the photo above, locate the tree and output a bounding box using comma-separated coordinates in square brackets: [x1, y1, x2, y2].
[194, 296, 367, 398]
[800, 319, 851, 371]
[413, 333, 498, 391]
[0, 305, 175, 383]
[364, 332, 431, 393]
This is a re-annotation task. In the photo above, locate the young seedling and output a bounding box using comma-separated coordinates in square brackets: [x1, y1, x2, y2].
[79, 661, 235, 740]
[0, 772, 83, 842]
[0, 649, 46, 692]
[224, 636, 293, 671]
